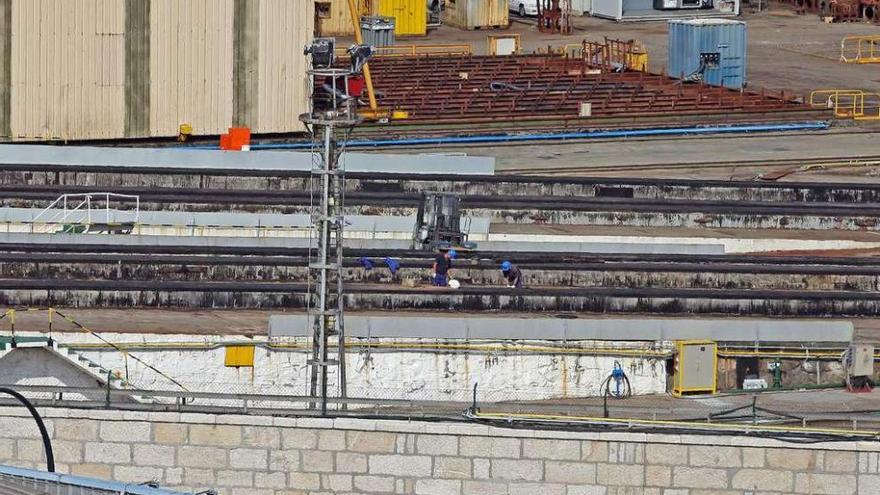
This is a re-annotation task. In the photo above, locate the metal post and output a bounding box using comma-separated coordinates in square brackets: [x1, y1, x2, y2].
[301, 64, 358, 416]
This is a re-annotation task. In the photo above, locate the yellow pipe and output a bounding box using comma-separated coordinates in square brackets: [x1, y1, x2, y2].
[347, 0, 378, 111]
[61, 340, 670, 357]
[44, 341, 867, 361]
[471, 411, 880, 437]
[718, 350, 844, 359]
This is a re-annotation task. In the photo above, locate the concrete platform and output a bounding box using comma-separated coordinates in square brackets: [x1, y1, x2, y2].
[489, 224, 880, 254]
[268, 314, 854, 343]
[408, 131, 880, 181]
[0, 144, 495, 175]
[6, 308, 869, 342]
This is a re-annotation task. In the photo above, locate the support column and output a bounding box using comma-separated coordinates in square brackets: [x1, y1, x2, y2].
[124, 0, 150, 137]
[233, 0, 260, 128]
[0, 0, 11, 138]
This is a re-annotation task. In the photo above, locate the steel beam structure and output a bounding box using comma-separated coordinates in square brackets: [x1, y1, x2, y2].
[361, 55, 815, 124]
[300, 64, 360, 414]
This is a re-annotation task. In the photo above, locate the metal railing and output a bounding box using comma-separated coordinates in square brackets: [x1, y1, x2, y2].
[840, 35, 880, 64]
[30, 193, 140, 234]
[809, 89, 880, 121]
[335, 44, 472, 58]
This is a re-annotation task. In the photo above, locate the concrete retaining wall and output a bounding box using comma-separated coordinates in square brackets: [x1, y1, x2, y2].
[0, 406, 878, 494]
[0, 333, 669, 401]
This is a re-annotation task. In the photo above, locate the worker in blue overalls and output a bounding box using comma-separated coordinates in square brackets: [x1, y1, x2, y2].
[501, 260, 523, 288]
[432, 249, 457, 286]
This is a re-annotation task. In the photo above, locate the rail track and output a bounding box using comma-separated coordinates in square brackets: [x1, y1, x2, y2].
[500, 156, 880, 177]
[5, 185, 880, 217]
[2, 241, 880, 263]
[0, 278, 878, 301]
[2, 246, 880, 275]
[2, 243, 880, 315]
[6, 159, 880, 185]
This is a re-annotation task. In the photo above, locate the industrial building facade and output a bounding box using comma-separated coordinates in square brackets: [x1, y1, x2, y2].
[0, 0, 313, 141]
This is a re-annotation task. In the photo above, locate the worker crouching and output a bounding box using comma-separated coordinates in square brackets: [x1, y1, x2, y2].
[501, 261, 523, 288]
[433, 249, 457, 286]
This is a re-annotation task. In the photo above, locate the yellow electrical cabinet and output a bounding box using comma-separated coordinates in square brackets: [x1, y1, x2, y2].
[672, 340, 717, 397]
[225, 345, 256, 368]
[375, 0, 427, 36]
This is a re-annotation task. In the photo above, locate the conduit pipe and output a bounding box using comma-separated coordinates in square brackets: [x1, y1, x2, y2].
[232, 121, 830, 150]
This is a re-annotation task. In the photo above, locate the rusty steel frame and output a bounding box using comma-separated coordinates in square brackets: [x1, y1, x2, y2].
[537, 0, 572, 34]
[785, 0, 879, 23]
[362, 54, 813, 124]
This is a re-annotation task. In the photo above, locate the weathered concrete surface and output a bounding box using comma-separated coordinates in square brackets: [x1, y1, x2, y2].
[6, 259, 880, 292]
[2, 406, 880, 494]
[0, 144, 495, 175]
[3, 286, 880, 316]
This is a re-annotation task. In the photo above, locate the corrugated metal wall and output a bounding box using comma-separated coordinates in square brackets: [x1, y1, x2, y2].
[255, 0, 313, 133]
[316, 0, 356, 36]
[0, 0, 11, 137]
[149, 0, 235, 136]
[9, 0, 125, 140]
[444, 0, 508, 30]
[0, 0, 311, 141]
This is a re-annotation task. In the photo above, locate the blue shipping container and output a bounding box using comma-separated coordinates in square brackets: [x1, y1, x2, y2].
[667, 19, 747, 90]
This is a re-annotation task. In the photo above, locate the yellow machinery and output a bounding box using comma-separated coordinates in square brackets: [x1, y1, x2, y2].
[809, 89, 880, 121]
[672, 340, 717, 397]
[627, 41, 649, 72]
[347, 0, 379, 117]
[345, 0, 411, 121]
[840, 35, 880, 64]
[561, 39, 648, 72]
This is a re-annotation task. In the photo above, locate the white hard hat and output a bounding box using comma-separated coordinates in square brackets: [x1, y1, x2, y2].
[448, 279, 461, 289]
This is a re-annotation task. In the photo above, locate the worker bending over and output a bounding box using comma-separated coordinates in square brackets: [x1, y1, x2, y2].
[433, 249, 457, 286]
[501, 261, 523, 288]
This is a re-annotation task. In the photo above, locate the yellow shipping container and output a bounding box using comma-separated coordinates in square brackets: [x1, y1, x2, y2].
[444, 0, 508, 30]
[316, 0, 426, 37]
[375, 0, 426, 36]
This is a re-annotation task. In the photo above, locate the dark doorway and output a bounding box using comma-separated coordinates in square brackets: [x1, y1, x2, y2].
[736, 357, 760, 389]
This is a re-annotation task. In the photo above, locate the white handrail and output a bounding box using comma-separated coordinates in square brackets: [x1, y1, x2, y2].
[31, 193, 140, 234]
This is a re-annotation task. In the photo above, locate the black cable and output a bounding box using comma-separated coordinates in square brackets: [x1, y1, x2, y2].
[0, 387, 54, 472]
[467, 415, 879, 444]
[601, 361, 632, 399]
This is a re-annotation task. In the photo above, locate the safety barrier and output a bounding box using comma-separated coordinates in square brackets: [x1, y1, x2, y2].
[335, 44, 472, 58]
[0, 221, 442, 241]
[841, 35, 880, 64]
[809, 89, 880, 120]
[1, 307, 186, 391]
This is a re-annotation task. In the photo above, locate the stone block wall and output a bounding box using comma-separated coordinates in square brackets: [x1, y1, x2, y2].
[0, 406, 878, 494]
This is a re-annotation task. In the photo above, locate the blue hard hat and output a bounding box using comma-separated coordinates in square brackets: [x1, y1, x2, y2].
[501, 261, 512, 271]
[447, 249, 458, 259]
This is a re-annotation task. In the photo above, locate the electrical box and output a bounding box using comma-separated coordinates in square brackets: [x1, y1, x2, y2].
[673, 340, 717, 396]
[743, 378, 768, 390]
[667, 19, 747, 89]
[225, 345, 256, 367]
[849, 344, 874, 377]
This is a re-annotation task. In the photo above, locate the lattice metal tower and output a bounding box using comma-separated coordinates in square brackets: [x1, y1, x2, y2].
[300, 39, 366, 414]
